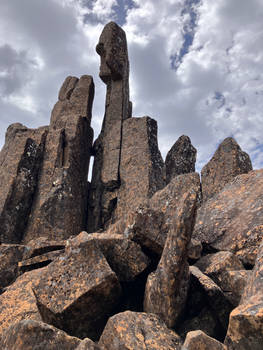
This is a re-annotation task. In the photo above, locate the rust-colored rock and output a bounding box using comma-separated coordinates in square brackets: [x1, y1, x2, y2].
[33, 240, 121, 340]
[22, 236, 65, 260]
[98, 311, 182, 350]
[0, 268, 45, 336]
[66, 231, 149, 282]
[88, 22, 130, 232]
[144, 188, 198, 328]
[128, 172, 201, 256]
[0, 123, 48, 243]
[0, 244, 26, 290]
[201, 137, 252, 201]
[19, 250, 64, 273]
[165, 135, 196, 184]
[193, 170, 263, 266]
[0, 320, 81, 350]
[24, 75, 94, 242]
[115, 116, 165, 221]
[225, 241, 263, 349]
[76, 338, 101, 350]
[183, 330, 226, 350]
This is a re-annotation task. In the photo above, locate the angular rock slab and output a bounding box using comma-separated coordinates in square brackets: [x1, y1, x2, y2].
[0, 320, 81, 350]
[33, 240, 121, 340]
[0, 268, 45, 336]
[98, 311, 182, 350]
[115, 116, 165, 221]
[128, 172, 201, 256]
[66, 231, 150, 282]
[201, 137, 252, 201]
[225, 241, 263, 350]
[183, 330, 226, 350]
[144, 188, 198, 328]
[0, 123, 48, 243]
[165, 135, 196, 184]
[23, 236, 65, 260]
[193, 169, 263, 266]
[24, 75, 94, 242]
[0, 244, 26, 290]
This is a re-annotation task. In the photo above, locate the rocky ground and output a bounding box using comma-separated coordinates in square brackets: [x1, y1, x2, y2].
[0, 22, 262, 350]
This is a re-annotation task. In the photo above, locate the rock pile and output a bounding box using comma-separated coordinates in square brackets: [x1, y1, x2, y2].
[0, 21, 262, 350]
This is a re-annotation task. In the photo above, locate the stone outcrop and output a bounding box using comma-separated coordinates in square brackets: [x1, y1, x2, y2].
[88, 22, 130, 232]
[225, 241, 263, 349]
[183, 330, 226, 350]
[33, 240, 121, 340]
[0, 123, 48, 243]
[165, 135, 196, 184]
[144, 187, 198, 328]
[23, 75, 94, 242]
[98, 311, 182, 350]
[193, 169, 263, 266]
[201, 137, 252, 201]
[0, 320, 81, 350]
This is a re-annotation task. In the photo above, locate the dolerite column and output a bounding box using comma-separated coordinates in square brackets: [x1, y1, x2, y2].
[23, 75, 94, 242]
[88, 22, 130, 232]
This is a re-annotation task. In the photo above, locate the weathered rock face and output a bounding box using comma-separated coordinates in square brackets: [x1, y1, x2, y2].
[144, 188, 198, 328]
[23, 75, 94, 242]
[33, 240, 121, 340]
[76, 338, 101, 350]
[88, 21, 130, 232]
[183, 330, 226, 350]
[225, 241, 263, 350]
[193, 170, 263, 266]
[0, 123, 48, 243]
[0, 320, 81, 350]
[66, 231, 150, 282]
[127, 172, 201, 256]
[98, 311, 182, 350]
[201, 137, 252, 201]
[165, 135, 196, 184]
[115, 116, 165, 221]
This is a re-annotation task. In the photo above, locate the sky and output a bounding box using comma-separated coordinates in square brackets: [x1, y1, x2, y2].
[0, 0, 263, 171]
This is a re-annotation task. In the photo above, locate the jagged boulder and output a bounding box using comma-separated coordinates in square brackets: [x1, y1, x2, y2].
[0, 320, 81, 350]
[144, 189, 198, 328]
[24, 75, 94, 242]
[0, 123, 48, 243]
[88, 21, 130, 232]
[165, 135, 196, 184]
[33, 240, 121, 340]
[193, 169, 263, 266]
[98, 311, 182, 350]
[225, 241, 263, 349]
[183, 330, 226, 350]
[201, 137, 252, 201]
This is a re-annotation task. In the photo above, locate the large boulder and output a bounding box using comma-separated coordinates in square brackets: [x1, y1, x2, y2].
[193, 169, 263, 266]
[0, 123, 48, 243]
[225, 241, 263, 349]
[183, 330, 226, 350]
[98, 311, 182, 350]
[0, 320, 81, 350]
[201, 137, 252, 201]
[24, 75, 94, 242]
[33, 240, 121, 340]
[144, 188, 198, 328]
[165, 135, 196, 184]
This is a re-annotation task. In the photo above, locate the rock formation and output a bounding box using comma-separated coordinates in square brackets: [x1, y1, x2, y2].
[165, 135, 197, 184]
[0, 21, 262, 350]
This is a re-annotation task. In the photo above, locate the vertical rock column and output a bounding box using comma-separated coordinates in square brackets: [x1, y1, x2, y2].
[23, 75, 94, 242]
[88, 21, 130, 232]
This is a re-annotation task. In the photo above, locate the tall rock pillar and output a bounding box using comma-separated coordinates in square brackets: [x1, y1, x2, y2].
[88, 22, 130, 232]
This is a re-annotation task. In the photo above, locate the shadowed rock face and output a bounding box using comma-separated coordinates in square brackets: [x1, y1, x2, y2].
[0, 123, 48, 243]
[88, 22, 130, 232]
[225, 241, 263, 350]
[23, 75, 94, 243]
[201, 137, 252, 201]
[165, 135, 196, 184]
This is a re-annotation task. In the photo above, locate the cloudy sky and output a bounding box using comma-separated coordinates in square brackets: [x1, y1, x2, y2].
[0, 0, 263, 171]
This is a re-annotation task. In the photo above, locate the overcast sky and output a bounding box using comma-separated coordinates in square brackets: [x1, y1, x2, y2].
[0, 0, 263, 171]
